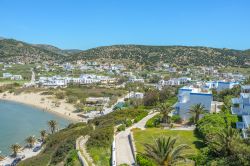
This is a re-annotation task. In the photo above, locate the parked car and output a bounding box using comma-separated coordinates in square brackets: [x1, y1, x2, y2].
[11, 157, 21, 166]
[33, 146, 41, 152]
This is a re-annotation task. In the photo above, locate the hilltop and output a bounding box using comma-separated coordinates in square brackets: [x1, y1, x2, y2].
[0, 38, 250, 67]
[0, 39, 65, 63]
[69, 45, 250, 67]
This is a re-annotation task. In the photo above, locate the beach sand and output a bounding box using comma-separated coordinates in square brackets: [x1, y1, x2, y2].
[0, 92, 84, 122]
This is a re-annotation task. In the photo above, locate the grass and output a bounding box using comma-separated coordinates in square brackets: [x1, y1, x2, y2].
[133, 128, 202, 155]
[0, 64, 35, 80]
[166, 96, 178, 106]
[87, 146, 111, 166]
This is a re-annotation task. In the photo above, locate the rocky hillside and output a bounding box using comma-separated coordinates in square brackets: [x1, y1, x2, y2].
[0, 39, 65, 63]
[35, 44, 82, 55]
[0, 38, 249, 67]
[69, 45, 250, 67]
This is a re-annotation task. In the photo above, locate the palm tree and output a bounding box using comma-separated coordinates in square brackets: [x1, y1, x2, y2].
[47, 120, 57, 134]
[143, 136, 190, 166]
[157, 103, 174, 124]
[209, 126, 241, 156]
[40, 130, 47, 142]
[188, 104, 207, 124]
[10, 144, 22, 157]
[25, 136, 36, 148]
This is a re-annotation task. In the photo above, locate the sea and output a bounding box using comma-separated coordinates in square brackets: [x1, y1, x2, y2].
[0, 100, 70, 155]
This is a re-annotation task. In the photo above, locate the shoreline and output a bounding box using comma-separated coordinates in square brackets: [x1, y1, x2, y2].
[0, 92, 85, 122]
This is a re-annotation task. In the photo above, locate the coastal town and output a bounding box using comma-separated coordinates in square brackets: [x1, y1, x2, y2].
[0, 59, 250, 166]
[1, 1, 250, 166]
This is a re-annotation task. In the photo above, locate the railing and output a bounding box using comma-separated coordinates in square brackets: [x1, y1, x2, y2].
[128, 132, 137, 165]
[111, 139, 116, 166]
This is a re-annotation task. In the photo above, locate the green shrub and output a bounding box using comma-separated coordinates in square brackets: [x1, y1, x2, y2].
[125, 119, 132, 127]
[65, 150, 79, 166]
[171, 115, 182, 123]
[55, 91, 65, 99]
[136, 154, 156, 166]
[145, 114, 161, 128]
[66, 95, 78, 103]
[117, 124, 126, 131]
[134, 112, 148, 123]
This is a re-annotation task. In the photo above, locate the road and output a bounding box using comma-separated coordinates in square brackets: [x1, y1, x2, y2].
[115, 112, 158, 165]
[31, 68, 35, 83]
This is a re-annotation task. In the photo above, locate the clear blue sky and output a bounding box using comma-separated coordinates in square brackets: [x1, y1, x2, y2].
[0, 0, 249, 50]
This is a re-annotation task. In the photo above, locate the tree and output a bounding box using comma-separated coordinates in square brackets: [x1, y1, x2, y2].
[25, 136, 36, 148]
[143, 90, 159, 106]
[208, 126, 241, 156]
[157, 103, 174, 124]
[188, 104, 207, 124]
[10, 144, 22, 157]
[197, 114, 227, 139]
[143, 136, 190, 166]
[40, 130, 47, 142]
[48, 120, 57, 134]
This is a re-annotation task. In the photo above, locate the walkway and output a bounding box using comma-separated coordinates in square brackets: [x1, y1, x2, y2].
[115, 112, 158, 165]
[76, 136, 95, 166]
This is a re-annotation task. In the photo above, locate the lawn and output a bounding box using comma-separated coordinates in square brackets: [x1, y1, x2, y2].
[133, 128, 202, 155]
[166, 96, 178, 106]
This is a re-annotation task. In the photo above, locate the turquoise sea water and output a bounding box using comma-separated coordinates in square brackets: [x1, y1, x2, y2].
[0, 100, 70, 155]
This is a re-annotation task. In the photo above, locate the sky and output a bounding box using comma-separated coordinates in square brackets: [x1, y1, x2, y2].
[0, 0, 249, 50]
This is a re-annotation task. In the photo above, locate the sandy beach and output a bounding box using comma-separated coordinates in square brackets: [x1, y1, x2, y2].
[0, 142, 43, 166]
[0, 92, 84, 122]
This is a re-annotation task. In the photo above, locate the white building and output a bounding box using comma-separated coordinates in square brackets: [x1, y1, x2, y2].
[3, 73, 13, 78]
[232, 85, 250, 138]
[129, 76, 144, 83]
[205, 81, 239, 92]
[128, 92, 144, 99]
[231, 85, 250, 116]
[174, 86, 213, 121]
[11, 75, 23, 80]
[159, 77, 191, 86]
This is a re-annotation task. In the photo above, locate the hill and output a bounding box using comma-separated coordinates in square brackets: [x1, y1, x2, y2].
[0, 37, 250, 67]
[35, 44, 82, 55]
[0, 39, 65, 63]
[69, 45, 250, 67]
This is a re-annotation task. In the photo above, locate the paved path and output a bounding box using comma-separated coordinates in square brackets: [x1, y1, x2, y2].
[115, 112, 158, 165]
[76, 136, 96, 166]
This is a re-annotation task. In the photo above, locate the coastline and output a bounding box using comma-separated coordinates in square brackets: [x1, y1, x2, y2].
[0, 92, 85, 122]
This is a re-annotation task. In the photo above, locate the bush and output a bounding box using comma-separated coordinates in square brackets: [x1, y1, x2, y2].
[40, 91, 54, 95]
[65, 150, 79, 166]
[145, 114, 161, 128]
[134, 112, 148, 123]
[87, 125, 114, 147]
[66, 95, 78, 103]
[171, 115, 182, 123]
[117, 124, 126, 131]
[55, 91, 65, 99]
[125, 119, 133, 127]
[136, 154, 156, 166]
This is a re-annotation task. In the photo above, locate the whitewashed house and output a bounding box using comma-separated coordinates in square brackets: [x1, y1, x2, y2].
[217, 81, 239, 92]
[232, 85, 250, 138]
[11, 75, 23, 80]
[128, 92, 144, 99]
[3, 73, 13, 78]
[159, 77, 191, 86]
[174, 86, 213, 121]
[129, 76, 144, 83]
[205, 81, 239, 91]
[231, 85, 250, 115]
